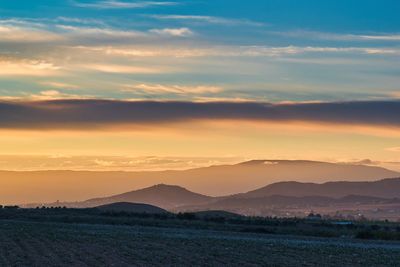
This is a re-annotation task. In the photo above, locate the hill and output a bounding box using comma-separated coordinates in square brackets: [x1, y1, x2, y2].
[178, 194, 398, 213]
[241, 178, 400, 199]
[80, 184, 213, 210]
[96, 202, 168, 214]
[25, 178, 400, 220]
[4, 160, 399, 204]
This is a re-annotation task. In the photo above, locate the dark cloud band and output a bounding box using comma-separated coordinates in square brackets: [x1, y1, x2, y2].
[0, 99, 399, 129]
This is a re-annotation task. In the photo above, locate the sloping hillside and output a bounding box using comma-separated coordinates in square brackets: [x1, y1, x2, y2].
[241, 178, 400, 198]
[81, 184, 213, 209]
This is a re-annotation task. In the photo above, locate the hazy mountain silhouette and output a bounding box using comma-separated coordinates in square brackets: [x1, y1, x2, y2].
[240, 178, 400, 199]
[96, 202, 168, 214]
[3, 160, 399, 204]
[81, 184, 212, 210]
[179, 194, 398, 212]
[32, 177, 400, 216]
[22, 176, 400, 221]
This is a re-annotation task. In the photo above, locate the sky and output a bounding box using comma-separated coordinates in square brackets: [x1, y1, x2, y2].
[0, 0, 400, 171]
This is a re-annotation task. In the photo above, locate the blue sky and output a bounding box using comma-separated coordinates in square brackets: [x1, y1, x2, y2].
[0, 0, 399, 102]
[2, 1, 400, 168]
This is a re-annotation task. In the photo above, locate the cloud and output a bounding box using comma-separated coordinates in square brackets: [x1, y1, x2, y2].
[0, 19, 145, 44]
[391, 92, 400, 99]
[149, 27, 193, 37]
[73, 0, 177, 9]
[28, 90, 78, 100]
[150, 15, 264, 26]
[0, 23, 62, 43]
[1, 99, 400, 130]
[73, 45, 400, 60]
[72, 46, 215, 57]
[386, 147, 400, 152]
[0, 19, 196, 46]
[40, 82, 80, 89]
[57, 25, 144, 39]
[55, 17, 105, 26]
[0, 155, 241, 171]
[19, 91, 87, 101]
[122, 84, 223, 95]
[358, 35, 400, 41]
[0, 91, 88, 101]
[81, 64, 170, 74]
[0, 58, 61, 76]
[239, 46, 400, 56]
[275, 30, 400, 42]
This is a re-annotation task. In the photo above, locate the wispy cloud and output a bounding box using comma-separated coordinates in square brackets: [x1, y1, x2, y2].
[122, 84, 223, 95]
[0, 58, 61, 76]
[358, 35, 400, 41]
[386, 147, 400, 152]
[237, 46, 400, 56]
[57, 24, 144, 38]
[0, 90, 87, 101]
[56, 17, 106, 26]
[150, 15, 264, 26]
[0, 155, 241, 171]
[28, 90, 85, 100]
[74, 0, 177, 9]
[0, 19, 143, 44]
[73, 45, 400, 59]
[40, 81, 80, 89]
[81, 64, 171, 74]
[0, 22, 62, 42]
[149, 27, 193, 37]
[71, 46, 215, 57]
[275, 30, 400, 42]
[0, 19, 194, 45]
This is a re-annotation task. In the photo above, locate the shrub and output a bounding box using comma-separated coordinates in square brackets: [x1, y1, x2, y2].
[356, 230, 375, 239]
[240, 227, 275, 234]
[177, 212, 197, 220]
[370, 224, 380, 231]
[4, 205, 19, 210]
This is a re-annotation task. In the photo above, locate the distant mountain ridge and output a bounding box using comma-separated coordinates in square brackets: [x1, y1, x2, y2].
[3, 159, 399, 204]
[31, 177, 400, 216]
[177, 194, 400, 214]
[241, 178, 400, 199]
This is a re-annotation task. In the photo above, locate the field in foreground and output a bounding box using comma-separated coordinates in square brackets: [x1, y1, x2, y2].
[0, 220, 399, 267]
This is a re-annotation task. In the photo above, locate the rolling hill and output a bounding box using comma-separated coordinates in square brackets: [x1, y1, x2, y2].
[29, 177, 400, 219]
[177, 194, 399, 213]
[77, 184, 212, 210]
[240, 178, 400, 199]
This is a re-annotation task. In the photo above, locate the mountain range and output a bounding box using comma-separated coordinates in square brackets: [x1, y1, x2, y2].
[2, 160, 399, 204]
[240, 178, 400, 199]
[27, 177, 400, 220]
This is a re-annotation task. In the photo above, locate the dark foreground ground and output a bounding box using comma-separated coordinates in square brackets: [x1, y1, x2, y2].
[0, 220, 400, 267]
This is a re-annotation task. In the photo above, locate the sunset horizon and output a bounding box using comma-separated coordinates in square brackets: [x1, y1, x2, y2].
[1, 1, 400, 176]
[1, 1, 400, 266]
